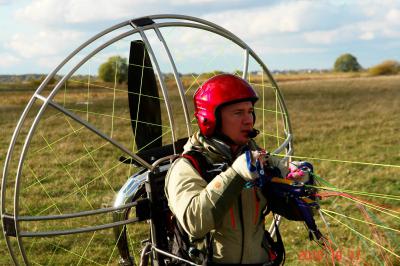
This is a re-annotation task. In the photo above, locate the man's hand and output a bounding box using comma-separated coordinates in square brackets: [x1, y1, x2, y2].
[286, 161, 314, 183]
[232, 150, 267, 181]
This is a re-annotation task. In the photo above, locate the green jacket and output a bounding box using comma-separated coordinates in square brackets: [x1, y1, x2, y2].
[165, 132, 289, 264]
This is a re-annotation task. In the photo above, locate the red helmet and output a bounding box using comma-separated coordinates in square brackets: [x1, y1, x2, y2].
[193, 74, 258, 137]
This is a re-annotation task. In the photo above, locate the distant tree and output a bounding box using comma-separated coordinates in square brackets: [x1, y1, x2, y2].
[163, 72, 175, 81]
[234, 69, 243, 77]
[29, 75, 57, 86]
[203, 70, 224, 79]
[369, 60, 400, 76]
[98, 56, 128, 83]
[334, 53, 362, 72]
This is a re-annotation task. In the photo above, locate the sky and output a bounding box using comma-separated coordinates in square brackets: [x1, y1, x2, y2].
[1, 0, 400, 74]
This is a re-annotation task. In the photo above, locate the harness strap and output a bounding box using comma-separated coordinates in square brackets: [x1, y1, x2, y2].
[253, 188, 260, 225]
[180, 150, 216, 264]
[261, 216, 285, 266]
[229, 207, 236, 229]
[181, 151, 214, 183]
[182, 153, 203, 175]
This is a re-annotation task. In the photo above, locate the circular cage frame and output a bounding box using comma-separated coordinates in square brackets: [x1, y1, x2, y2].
[1, 14, 293, 266]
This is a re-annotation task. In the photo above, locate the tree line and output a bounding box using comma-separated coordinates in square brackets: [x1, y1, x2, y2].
[97, 53, 400, 84]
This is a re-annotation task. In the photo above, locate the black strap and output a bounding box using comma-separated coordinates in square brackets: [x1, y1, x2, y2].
[263, 219, 285, 266]
[179, 150, 216, 264]
[181, 150, 215, 183]
[130, 17, 155, 27]
[273, 222, 285, 265]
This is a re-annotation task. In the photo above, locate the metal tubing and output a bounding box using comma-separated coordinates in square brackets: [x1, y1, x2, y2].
[113, 170, 148, 265]
[153, 25, 192, 137]
[36, 95, 152, 169]
[242, 49, 249, 80]
[12, 27, 151, 266]
[152, 246, 200, 266]
[150, 155, 178, 171]
[19, 217, 140, 237]
[2, 19, 130, 239]
[165, 20, 292, 143]
[153, 21, 293, 156]
[1, 21, 130, 219]
[10, 23, 167, 264]
[273, 134, 293, 156]
[159, 21, 292, 147]
[15, 201, 138, 221]
[35, 20, 131, 96]
[149, 14, 292, 138]
[155, 22, 247, 51]
[150, 14, 248, 43]
[153, 21, 290, 141]
[0, 21, 129, 251]
[0, 98, 38, 265]
[152, 21, 293, 159]
[268, 214, 282, 237]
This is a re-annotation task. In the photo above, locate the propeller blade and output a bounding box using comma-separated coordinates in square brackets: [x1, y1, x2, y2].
[128, 40, 162, 152]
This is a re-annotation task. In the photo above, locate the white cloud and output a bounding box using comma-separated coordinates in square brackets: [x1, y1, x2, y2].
[7, 30, 83, 58]
[356, 0, 400, 17]
[0, 0, 11, 4]
[15, 0, 321, 31]
[303, 23, 378, 44]
[18, 0, 399, 48]
[303, 30, 339, 45]
[359, 31, 374, 40]
[381, 28, 400, 38]
[15, 0, 165, 24]
[4, 0, 400, 74]
[37, 55, 64, 69]
[203, 1, 315, 39]
[386, 8, 400, 24]
[303, 3, 400, 44]
[0, 53, 21, 67]
[256, 45, 326, 55]
[314, 19, 400, 43]
[14, 0, 64, 24]
[62, 0, 137, 23]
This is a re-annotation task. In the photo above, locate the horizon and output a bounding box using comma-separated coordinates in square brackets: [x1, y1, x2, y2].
[0, 67, 364, 78]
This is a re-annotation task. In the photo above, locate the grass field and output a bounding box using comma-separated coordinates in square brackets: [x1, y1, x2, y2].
[279, 75, 400, 265]
[1, 73, 399, 265]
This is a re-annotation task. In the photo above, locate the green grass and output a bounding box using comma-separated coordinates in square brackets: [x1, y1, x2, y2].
[277, 75, 400, 265]
[1, 74, 399, 265]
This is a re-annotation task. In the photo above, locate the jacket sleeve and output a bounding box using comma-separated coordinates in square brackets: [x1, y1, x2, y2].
[165, 157, 245, 239]
[267, 156, 289, 178]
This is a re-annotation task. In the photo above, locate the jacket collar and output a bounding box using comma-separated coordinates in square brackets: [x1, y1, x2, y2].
[184, 132, 255, 164]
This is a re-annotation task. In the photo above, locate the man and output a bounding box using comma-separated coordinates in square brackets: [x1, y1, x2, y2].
[165, 74, 290, 265]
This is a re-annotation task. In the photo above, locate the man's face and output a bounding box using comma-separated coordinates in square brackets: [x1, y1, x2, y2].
[220, 101, 254, 146]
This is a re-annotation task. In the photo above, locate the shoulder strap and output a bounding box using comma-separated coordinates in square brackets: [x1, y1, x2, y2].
[177, 151, 215, 264]
[181, 151, 214, 183]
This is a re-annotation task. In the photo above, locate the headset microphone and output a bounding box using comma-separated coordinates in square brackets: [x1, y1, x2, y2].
[248, 128, 259, 138]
